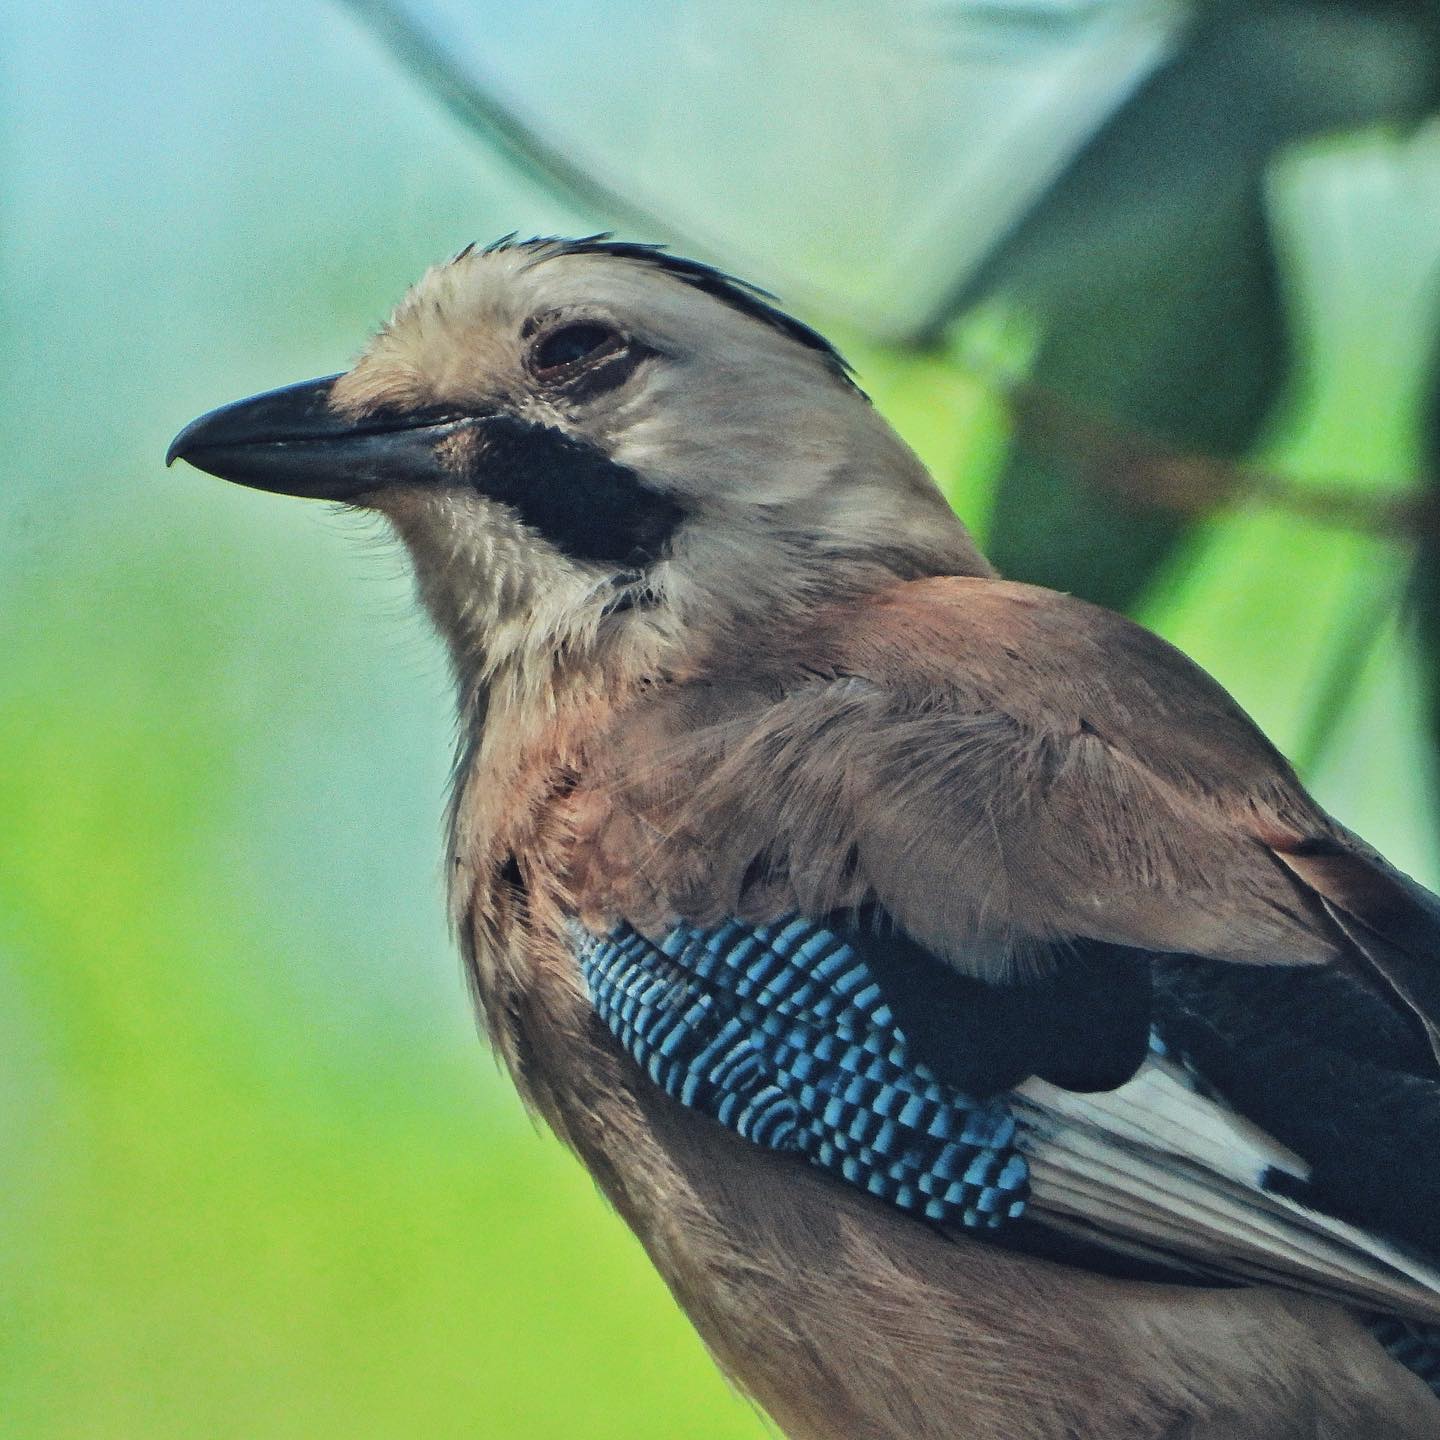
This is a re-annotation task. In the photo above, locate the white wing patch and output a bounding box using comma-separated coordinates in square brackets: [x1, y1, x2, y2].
[1017, 1053, 1440, 1322]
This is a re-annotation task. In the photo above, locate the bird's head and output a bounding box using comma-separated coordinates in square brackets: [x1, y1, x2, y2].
[169, 237, 986, 694]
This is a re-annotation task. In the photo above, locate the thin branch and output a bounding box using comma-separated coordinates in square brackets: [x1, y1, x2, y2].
[1001, 381, 1440, 542]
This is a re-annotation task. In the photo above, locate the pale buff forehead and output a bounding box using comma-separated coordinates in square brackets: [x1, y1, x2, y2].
[334, 244, 810, 416]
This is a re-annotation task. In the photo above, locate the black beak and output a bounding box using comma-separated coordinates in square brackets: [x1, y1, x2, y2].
[165, 375, 482, 501]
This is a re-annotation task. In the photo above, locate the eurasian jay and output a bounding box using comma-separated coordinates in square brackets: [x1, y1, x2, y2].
[169, 237, 1440, 1439]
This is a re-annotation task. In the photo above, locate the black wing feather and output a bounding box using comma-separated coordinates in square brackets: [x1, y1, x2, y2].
[848, 911, 1440, 1263]
[843, 909, 1152, 1096]
[1154, 958, 1440, 1262]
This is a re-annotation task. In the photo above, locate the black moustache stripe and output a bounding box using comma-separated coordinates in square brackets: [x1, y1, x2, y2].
[465, 415, 686, 569]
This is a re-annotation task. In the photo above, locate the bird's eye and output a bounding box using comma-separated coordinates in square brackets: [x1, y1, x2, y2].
[531, 322, 625, 378]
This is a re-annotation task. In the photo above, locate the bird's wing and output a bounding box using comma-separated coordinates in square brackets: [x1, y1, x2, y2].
[1012, 1054, 1440, 1320]
[574, 911, 1440, 1355]
[565, 572, 1440, 1364]
[570, 574, 1440, 1055]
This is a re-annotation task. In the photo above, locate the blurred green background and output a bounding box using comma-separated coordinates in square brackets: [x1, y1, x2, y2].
[6, 3, 1440, 1436]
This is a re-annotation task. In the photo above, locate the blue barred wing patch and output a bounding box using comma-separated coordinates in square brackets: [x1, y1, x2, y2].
[577, 917, 1029, 1229]
[578, 914, 1440, 1399]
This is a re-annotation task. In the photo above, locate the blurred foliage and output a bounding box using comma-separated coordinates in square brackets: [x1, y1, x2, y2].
[3, 4, 763, 1436]
[6, 3, 1440, 1439]
[981, 2, 1439, 611]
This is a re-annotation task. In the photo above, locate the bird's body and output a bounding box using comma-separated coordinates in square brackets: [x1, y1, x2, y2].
[170, 237, 1440, 1437]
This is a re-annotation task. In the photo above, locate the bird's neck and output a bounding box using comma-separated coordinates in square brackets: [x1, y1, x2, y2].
[440, 549, 989, 1100]
[442, 544, 980, 915]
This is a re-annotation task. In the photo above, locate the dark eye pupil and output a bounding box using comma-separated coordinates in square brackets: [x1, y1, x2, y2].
[534, 322, 618, 373]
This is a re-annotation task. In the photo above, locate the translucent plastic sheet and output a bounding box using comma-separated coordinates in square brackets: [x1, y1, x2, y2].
[347, 0, 1186, 336]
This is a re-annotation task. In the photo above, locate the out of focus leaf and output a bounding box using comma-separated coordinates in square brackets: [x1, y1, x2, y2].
[1271, 124, 1440, 785]
[978, 4, 1439, 611]
[1418, 326, 1440, 835]
[982, 213, 1283, 610]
